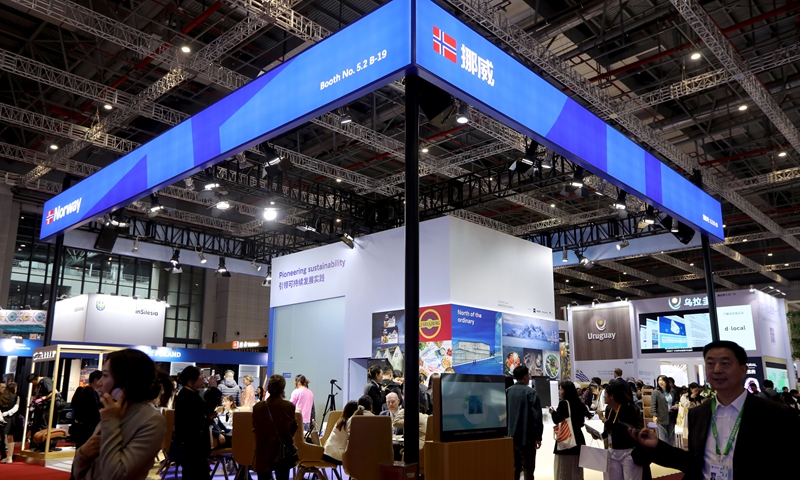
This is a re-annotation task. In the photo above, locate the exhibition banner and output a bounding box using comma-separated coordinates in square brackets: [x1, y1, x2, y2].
[414, 0, 723, 242]
[40, 0, 412, 239]
[53, 294, 166, 346]
[42, 0, 724, 246]
[571, 305, 633, 361]
[500, 312, 561, 379]
[451, 304, 502, 375]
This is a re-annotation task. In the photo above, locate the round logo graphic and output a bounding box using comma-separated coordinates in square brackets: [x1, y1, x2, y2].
[95, 301, 106, 311]
[1, 338, 15, 353]
[668, 297, 682, 310]
[595, 318, 607, 331]
[419, 309, 442, 339]
[21, 311, 33, 322]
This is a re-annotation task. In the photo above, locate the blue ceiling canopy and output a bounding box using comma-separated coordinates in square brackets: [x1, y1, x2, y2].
[40, 0, 723, 244]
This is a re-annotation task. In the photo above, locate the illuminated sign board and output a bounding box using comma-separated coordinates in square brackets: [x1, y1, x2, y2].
[41, 0, 723, 243]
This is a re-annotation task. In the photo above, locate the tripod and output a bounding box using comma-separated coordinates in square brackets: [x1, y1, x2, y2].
[320, 379, 341, 432]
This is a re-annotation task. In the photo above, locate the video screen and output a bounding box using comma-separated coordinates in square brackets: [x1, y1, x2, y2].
[639, 309, 711, 353]
[766, 365, 790, 391]
[440, 374, 507, 442]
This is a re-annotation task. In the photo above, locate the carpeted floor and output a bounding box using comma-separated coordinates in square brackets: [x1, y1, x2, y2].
[0, 462, 72, 479]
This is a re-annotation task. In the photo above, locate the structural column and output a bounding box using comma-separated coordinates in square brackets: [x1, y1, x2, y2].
[403, 74, 420, 465]
[694, 170, 719, 341]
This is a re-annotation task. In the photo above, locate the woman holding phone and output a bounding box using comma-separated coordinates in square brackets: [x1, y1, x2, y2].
[590, 382, 642, 480]
[72, 348, 166, 480]
[548, 381, 591, 480]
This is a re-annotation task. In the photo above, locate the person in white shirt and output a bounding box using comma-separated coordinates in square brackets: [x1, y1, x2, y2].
[629, 340, 800, 480]
[322, 401, 358, 465]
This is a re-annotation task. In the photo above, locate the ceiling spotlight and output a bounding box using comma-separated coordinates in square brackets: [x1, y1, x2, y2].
[778, 151, 787, 157]
[749, 285, 755, 292]
[165, 264, 183, 274]
[616, 239, 629, 250]
[768, 252, 773, 257]
[550, 203, 556, 208]
[577, 251, 592, 268]
[421, 147, 429, 153]
[251, 259, 262, 271]
[591, 299, 599, 307]
[562, 247, 569, 263]
[263, 208, 278, 221]
[148, 194, 165, 216]
[738, 104, 747, 111]
[180, 45, 191, 53]
[671, 217, 680, 233]
[262, 146, 282, 166]
[524, 139, 539, 163]
[570, 167, 584, 188]
[340, 113, 352, 124]
[184, 177, 195, 189]
[614, 191, 627, 210]
[109, 210, 129, 227]
[541, 150, 553, 170]
[170, 249, 181, 266]
[132, 237, 140, 253]
[215, 199, 231, 210]
[455, 103, 469, 124]
[204, 182, 220, 190]
[644, 205, 656, 225]
[690, 52, 701, 60]
[196, 248, 207, 264]
[50, 143, 59, 150]
[216, 257, 231, 277]
[336, 178, 342, 183]
[103, 103, 113, 110]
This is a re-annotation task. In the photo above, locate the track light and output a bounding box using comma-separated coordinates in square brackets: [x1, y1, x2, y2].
[196, 248, 207, 264]
[562, 247, 569, 263]
[148, 194, 165, 217]
[50, 143, 59, 150]
[251, 259, 262, 271]
[262, 268, 272, 287]
[455, 103, 469, 124]
[570, 167, 584, 188]
[644, 205, 656, 225]
[181, 45, 191, 53]
[170, 249, 180, 266]
[577, 251, 593, 269]
[541, 150, 553, 170]
[591, 299, 599, 307]
[614, 191, 627, 210]
[616, 239, 629, 250]
[109, 210, 128, 227]
[671, 217, 680, 233]
[103, 103, 113, 110]
[340, 232, 355, 249]
[262, 146, 282, 166]
[132, 237, 140, 253]
[690, 52, 701, 60]
[778, 151, 787, 157]
[749, 285, 755, 293]
[215, 199, 231, 210]
[216, 257, 231, 277]
[263, 208, 278, 221]
[738, 104, 747, 111]
[205, 182, 220, 190]
[340, 111, 352, 125]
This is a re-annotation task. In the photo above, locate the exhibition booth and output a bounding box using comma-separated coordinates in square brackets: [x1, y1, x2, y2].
[568, 290, 795, 390]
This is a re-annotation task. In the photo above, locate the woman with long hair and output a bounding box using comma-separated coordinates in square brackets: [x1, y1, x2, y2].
[242, 375, 256, 408]
[72, 349, 167, 480]
[253, 375, 298, 480]
[651, 375, 678, 445]
[1, 382, 19, 463]
[290, 375, 314, 430]
[549, 381, 591, 480]
[217, 395, 238, 431]
[322, 400, 358, 465]
[591, 382, 642, 480]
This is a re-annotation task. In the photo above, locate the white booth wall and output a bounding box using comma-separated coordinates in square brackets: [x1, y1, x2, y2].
[568, 290, 794, 388]
[269, 216, 555, 409]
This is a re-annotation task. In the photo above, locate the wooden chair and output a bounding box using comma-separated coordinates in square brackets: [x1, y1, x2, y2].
[293, 412, 340, 480]
[642, 391, 652, 420]
[232, 412, 256, 480]
[342, 416, 393, 480]
[158, 409, 179, 479]
[209, 425, 234, 480]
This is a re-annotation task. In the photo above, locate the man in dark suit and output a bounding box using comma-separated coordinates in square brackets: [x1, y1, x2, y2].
[631, 340, 800, 480]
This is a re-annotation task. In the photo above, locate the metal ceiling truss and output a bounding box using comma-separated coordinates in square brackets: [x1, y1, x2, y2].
[554, 268, 653, 298]
[650, 253, 739, 289]
[710, 243, 789, 285]
[600, 260, 695, 294]
[227, 0, 331, 43]
[523, 213, 669, 250]
[668, 0, 800, 149]
[445, 0, 800, 258]
[554, 281, 617, 302]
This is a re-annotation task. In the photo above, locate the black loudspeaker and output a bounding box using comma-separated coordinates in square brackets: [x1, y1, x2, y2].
[93, 225, 119, 252]
[532, 376, 553, 407]
[418, 80, 454, 128]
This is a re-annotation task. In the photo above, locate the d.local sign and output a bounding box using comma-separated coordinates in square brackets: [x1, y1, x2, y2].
[40, 0, 723, 245]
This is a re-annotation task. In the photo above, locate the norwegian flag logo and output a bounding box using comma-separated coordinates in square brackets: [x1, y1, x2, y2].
[433, 26, 457, 63]
[46, 209, 54, 225]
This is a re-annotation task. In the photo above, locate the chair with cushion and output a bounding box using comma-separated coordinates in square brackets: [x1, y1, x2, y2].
[320, 411, 342, 447]
[159, 409, 179, 479]
[342, 415, 393, 480]
[293, 412, 341, 480]
[642, 392, 652, 420]
[232, 412, 256, 480]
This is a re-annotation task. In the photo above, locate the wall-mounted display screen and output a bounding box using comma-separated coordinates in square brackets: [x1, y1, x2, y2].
[639, 309, 711, 353]
[639, 305, 757, 354]
[766, 364, 790, 391]
[439, 373, 507, 442]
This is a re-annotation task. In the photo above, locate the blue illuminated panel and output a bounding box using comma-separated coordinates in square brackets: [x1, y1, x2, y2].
[40, 0, 412, 240]
[413, 0, 723, 242]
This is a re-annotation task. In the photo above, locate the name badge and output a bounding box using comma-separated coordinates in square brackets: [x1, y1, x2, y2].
[710, 464, 730, 480]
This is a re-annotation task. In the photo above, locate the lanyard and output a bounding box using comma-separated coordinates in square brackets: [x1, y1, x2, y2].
[710, 397, 745, 462]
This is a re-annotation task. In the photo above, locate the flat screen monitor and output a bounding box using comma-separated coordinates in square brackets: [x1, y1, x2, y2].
[765, 364, 790, 391]
[439, 373, 507, 442]
[638, 309, 711, 353]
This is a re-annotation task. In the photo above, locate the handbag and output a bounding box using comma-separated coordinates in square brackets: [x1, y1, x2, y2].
[579, 439, 609, 472]
[553, 402, 577, 451]
[266, 404, 298, 469]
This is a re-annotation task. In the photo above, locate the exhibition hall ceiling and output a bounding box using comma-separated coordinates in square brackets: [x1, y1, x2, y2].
[0, 0, 798, 302]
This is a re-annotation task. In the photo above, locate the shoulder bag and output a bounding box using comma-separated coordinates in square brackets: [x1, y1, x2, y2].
[266, 404, 298, 469]
[553, 402, 577, 451]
